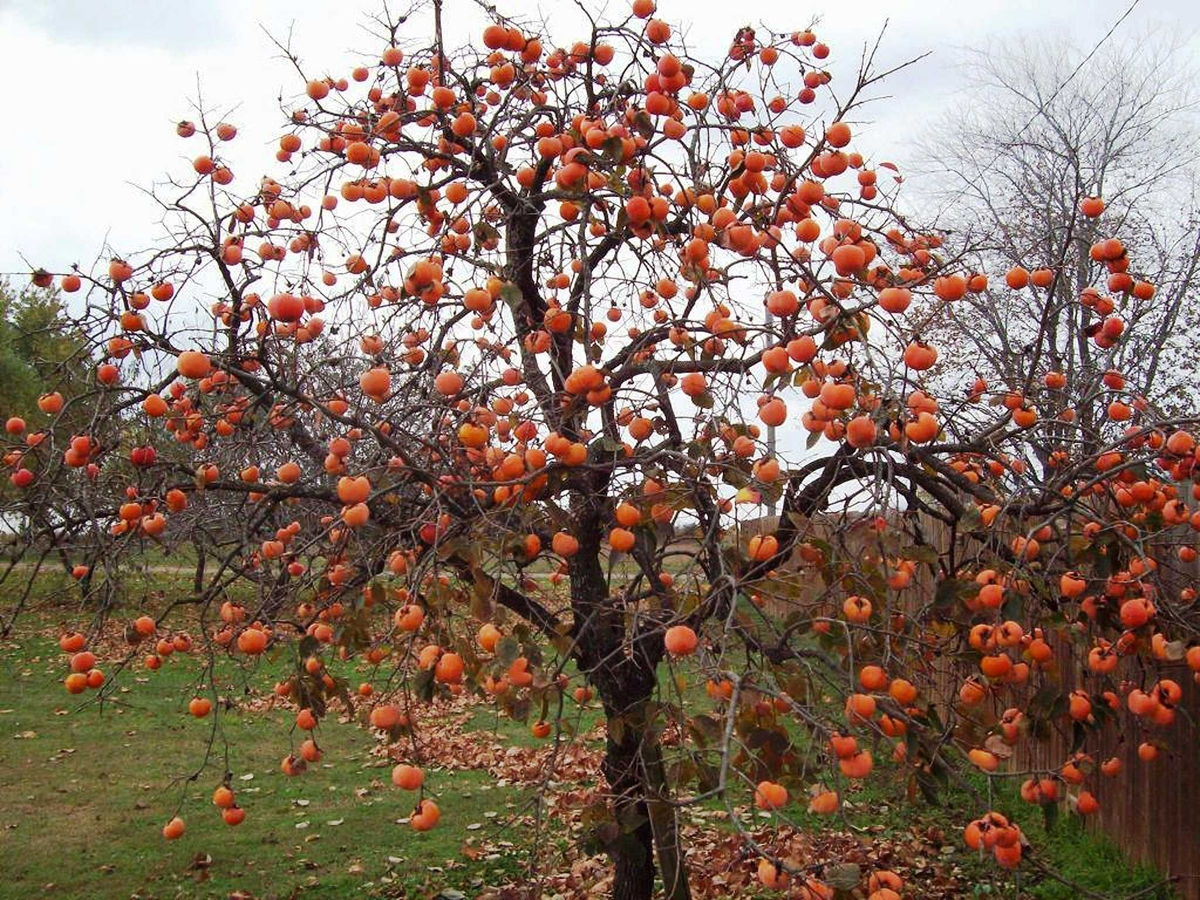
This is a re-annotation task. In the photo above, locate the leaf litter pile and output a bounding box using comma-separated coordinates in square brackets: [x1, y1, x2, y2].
[363, 693, 976, 899]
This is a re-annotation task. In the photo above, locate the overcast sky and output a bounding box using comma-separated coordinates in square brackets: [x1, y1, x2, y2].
[0, 0, 1197, 281]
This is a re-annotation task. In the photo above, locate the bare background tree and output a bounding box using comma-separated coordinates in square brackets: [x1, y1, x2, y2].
[912, 31, 1200, 433]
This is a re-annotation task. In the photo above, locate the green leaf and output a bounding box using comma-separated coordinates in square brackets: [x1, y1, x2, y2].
[695, 760, 720, 792]
[1028, 682, 1063, 720]
[544, 625, 569, 654]
[906, 542, 939, 565]
[933, 578, 970, 615]
[368, 580, 386, 606]
[1000, 591, 1024, 621]
[959, 504, 983, 532]
[506, 695, 530, 723]
[1071, 721, 1087, 754]
[915, 769, 941, 805]
[499, 282, 524, 308]
[601, 136, 625, 164]
[598, 436, 625, 453]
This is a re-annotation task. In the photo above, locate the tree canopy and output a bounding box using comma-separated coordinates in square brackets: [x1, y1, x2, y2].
[3, 3, 1199, 899]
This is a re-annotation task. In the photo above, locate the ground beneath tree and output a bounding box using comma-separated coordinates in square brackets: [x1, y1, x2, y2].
[7, 608, 1095, 900]
[359, 692, 977, 900]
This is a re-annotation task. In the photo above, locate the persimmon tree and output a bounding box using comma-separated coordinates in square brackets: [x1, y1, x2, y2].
[3, 2, 1200, 898]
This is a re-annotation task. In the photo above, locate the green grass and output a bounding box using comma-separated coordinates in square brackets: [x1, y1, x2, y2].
[992, 788, 1171, 900]
[0, 618, 530, 900]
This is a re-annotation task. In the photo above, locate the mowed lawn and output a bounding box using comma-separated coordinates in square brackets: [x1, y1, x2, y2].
[0, 592, 531, 900]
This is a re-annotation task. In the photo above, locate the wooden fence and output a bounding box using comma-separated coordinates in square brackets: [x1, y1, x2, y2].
[756, 511, 1199, 897]
[1014, 648, 1199, 898]
[910, 513, 1199, 897]
[919, 513, 1199, 898]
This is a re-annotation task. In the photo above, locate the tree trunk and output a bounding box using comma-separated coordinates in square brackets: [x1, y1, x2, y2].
[601, 693, 693, 900]
[642, 725, 692, 900]
[565, 480, 690, 899]
[604, 702, 657, 900]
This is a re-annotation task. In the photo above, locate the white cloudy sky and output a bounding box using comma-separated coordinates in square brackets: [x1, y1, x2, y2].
[0, 0, 1197, 280]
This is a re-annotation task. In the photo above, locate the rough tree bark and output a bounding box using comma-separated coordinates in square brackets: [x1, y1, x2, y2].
[566, 472, 691, 900]
[602, 691, 661, 900]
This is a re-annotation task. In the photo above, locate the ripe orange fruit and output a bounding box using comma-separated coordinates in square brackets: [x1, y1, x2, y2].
[341, 502, 370, 528]
[615, 502, 641, 527]
[608, 527, 636, 552]
[747, 534, 778, 561]
[758, 397, 787, 427]
[1076, 791, 1099, 815]
[392, 764, 424, 790]
[754, 781, 788, 810]
[213, 785, 235, 808]
[839, 749, 874, 778]
[296, 708, 318, 730]
[59, 631, 86, 653]
[434, 370, 463, 396]
[188, 697, 212, 718]
[222, 806, 246, 826]
[858, 665, 887, 691]
[162, 816, 185, 840]
[434, 652, 464, 683]
[825, 121, 851, 147]
[551, 532, 579, 557]
[843, 595, 872, 622]
[845, 415, 876, 448]
[64, 673, 88, 694]
[878, 287, 911, 313]
[337, 475, 370, 504]
[38, 392, 64, 414]
[1005, 266, 1029, 289]
[758, 859, 790, 890]
[478, 623, 502, 653]
[236, 627, 268, 654]
[808, 790, 839, 814]
[176, 351, 211, 379]
[359, 366, 391, 399]
[369, 704, 404, 731]
[411, 798, 440, 831]
[395, 604, 424, 632]
[888, 678, 917, 704]
[663, 625, 698, 656]
[902, 341, 938, 371]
